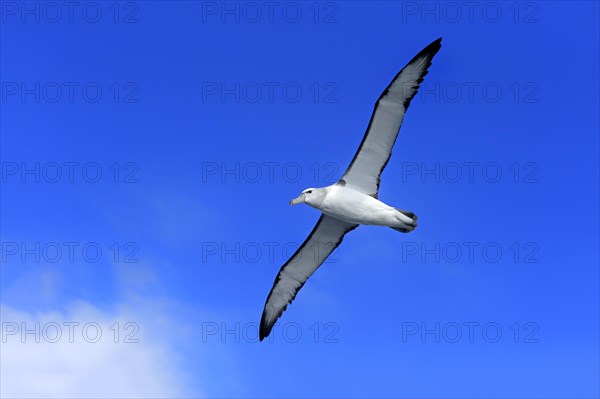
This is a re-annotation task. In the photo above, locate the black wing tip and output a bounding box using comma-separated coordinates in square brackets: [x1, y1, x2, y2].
[412, 37, 443, 63]
[259, 312, 275, 342]
[259, 316, 269, 341]
[379, 37, 443, 101]
[428, 37, 443, 49]
[398, 37, 442, 109]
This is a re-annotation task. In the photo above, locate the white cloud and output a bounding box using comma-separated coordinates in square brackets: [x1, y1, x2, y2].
[0, 299, 202, 398]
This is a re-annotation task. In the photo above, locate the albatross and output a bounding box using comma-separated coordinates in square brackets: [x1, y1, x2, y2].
[259, 38, 442, 341]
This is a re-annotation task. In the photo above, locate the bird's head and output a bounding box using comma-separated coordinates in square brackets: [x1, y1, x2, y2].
[290, 187, 325, 207]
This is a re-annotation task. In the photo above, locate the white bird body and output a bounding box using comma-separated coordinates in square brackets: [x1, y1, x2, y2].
[308, 184, 414, 229]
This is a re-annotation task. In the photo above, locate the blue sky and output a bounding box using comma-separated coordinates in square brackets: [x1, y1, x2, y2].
[1, 1, 599, 398]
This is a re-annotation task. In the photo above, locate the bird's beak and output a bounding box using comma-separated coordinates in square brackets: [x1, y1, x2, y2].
[290, 193, 305, 206]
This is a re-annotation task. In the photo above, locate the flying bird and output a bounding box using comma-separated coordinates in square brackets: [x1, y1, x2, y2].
[259, 38, 442, 341]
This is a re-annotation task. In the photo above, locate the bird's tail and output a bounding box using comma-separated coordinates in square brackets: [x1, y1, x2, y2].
[397, 209, 417, 221]
[389, 209, 418, 233]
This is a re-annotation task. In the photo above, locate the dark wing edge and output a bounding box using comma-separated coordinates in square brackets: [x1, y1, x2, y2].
[341, 37, 443, 195]
[259, 214, 358, 341]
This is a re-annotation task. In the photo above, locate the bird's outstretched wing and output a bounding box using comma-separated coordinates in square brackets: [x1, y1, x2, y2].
[259, 214, 357, 341]
[341, 38, 442, 196]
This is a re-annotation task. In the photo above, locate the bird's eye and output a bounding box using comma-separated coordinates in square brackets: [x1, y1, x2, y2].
[307, 190, 312, 194]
